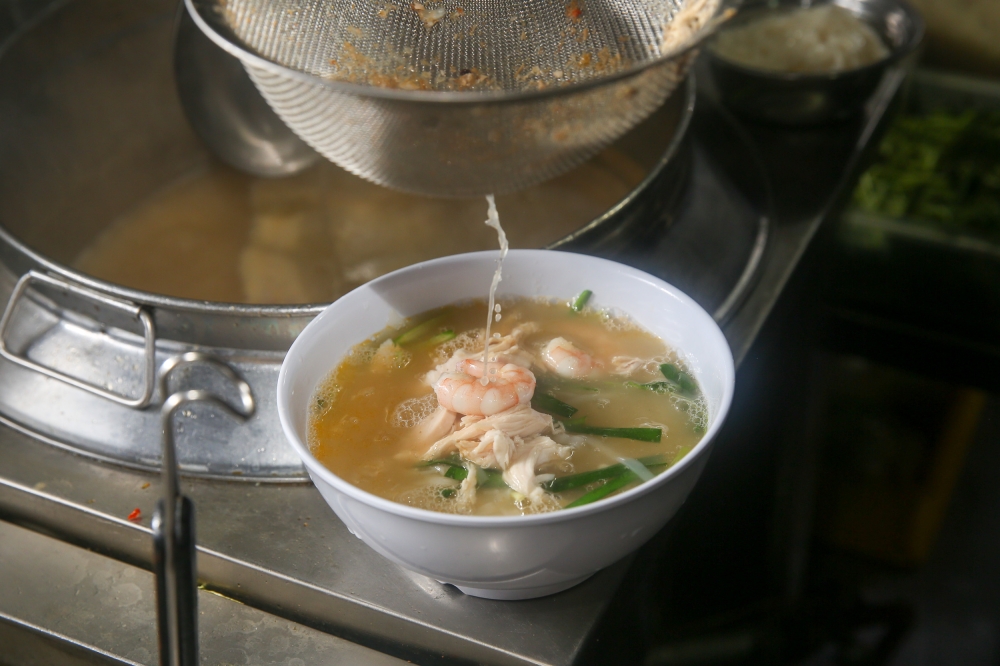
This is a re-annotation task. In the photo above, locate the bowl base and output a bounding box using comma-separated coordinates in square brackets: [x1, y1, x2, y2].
[447, 573, 595, 600]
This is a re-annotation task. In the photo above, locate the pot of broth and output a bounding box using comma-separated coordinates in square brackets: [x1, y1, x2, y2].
[0, 0, 692, 478]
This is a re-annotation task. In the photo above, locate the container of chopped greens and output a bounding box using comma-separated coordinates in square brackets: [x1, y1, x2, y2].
[832, 69, 1000, 348]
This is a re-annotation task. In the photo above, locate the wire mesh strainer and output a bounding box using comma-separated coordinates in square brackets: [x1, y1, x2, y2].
[186, 0, 735, 196]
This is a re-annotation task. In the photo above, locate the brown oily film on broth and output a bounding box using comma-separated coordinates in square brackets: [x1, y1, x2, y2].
[73, 154, 645, 304]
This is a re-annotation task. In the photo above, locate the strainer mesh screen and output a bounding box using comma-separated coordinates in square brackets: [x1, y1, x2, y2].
[191, 0, 722, 196]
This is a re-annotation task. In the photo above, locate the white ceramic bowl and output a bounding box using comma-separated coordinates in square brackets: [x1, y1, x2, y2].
[277, 250, 735, 600]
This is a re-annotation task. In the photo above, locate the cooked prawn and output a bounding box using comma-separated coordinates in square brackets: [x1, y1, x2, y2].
[434, 359, 536, 417]
[541, 337, 599, 378]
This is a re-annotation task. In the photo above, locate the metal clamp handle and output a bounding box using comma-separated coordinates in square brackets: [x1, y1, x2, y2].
[155, 352, 255, 666]
[0, 270, 156, 408]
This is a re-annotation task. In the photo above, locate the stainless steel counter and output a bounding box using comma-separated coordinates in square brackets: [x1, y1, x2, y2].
[0, 520, 408, 666]
[0, 37, 908, 666]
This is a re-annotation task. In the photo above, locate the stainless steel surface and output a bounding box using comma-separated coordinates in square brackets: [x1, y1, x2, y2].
[158, 352, 257, 496]
[174, 4, 319, 177]
[0, 0, 326, 480]
[707, 0, 923, 125]
[707, 64, 911, 366]
[0, 430, 634, 666]
[185, 0, 733, 196]
[0, 271, 156, 408]
[0, 5, 910, 665]
[0, 0, 695, 481]
[0, 519, 409, 666]
[0, 110, 774, 665]
[0, 261, 304, 479]
[0, 0, 323, 352]
[553, 78, 695, 254]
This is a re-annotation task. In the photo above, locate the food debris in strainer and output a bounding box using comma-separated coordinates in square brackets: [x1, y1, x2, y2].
[566, 0, 583, 22]
[411, 1, 447, 28]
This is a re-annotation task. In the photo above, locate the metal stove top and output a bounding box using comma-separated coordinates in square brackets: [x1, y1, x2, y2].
[0, 55, 907, 666]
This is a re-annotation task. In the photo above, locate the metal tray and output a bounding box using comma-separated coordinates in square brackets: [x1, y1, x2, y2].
[832, 69, 1000, 352]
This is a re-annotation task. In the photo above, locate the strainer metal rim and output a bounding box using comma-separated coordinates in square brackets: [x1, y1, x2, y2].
[185, 0, 739, 104]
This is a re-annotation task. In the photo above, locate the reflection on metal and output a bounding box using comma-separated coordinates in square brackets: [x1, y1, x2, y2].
[714, 214, 770, 325]
[0, 261, 304, 479]
[0, 520, 409, 666]
[173, 4, 319, 177]
[0, 271, 156, 408]
[154, 353, 255, 666]
[0, 0, 696, 481]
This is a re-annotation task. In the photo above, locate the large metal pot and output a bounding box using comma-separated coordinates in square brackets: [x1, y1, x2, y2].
[0, 0, 693, 479]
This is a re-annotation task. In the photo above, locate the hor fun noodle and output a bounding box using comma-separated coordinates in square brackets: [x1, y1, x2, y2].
[711, 4, 889, 75]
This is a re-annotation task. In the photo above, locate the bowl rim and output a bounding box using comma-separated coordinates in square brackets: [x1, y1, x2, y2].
[277, 249, 735, 527]
[706, 0, 924, 82]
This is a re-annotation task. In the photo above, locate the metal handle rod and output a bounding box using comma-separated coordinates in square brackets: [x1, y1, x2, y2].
[156, 352, 255, 666]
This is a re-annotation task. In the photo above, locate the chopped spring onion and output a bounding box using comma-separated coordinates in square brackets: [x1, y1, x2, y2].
[444, 465, 468, 481]
[561, 418, 662, 443]
[531, 392, 578, 418]
[425, 329, 456, 346]
[421, 459, 507, 489]
[537, 374, 601, 394]
[619, 457, 655, 482]
[543, 455, 667, 493]
[565, 472, 638, 508]
[393, 315, 445, 346]
[659, 363, 698, 395]
[441, 488, 457, 498]
[418, 456, 462, 468]
[570, 290, 593, 312]
[478, 468, 507, 489]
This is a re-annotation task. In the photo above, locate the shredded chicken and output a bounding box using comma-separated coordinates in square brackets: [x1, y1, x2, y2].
[457, 428, 514, 469]
[409, 405, 458, 448]
[421, 403, 572, 502]
[502, 434, 571, 500]
[423, 403, 552, 458]
[425, 323, 537, 386]
[416, 323, 578, 505]
[372, 338, 410, 372]
[459, 414, 484, 428]
[458, 460, 478, 505]
[612, 355, 646, 376]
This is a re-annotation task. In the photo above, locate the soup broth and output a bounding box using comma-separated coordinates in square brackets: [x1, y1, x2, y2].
[308, 298, 707, 516]
[72, 152, 644, 304]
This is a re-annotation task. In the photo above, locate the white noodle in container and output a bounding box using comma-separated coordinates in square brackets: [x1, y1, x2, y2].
[706, 0, 924, 125]
[277, 250, 735, 600]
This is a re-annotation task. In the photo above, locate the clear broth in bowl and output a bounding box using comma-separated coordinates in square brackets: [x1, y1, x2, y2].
[308, 298, 707, 516]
